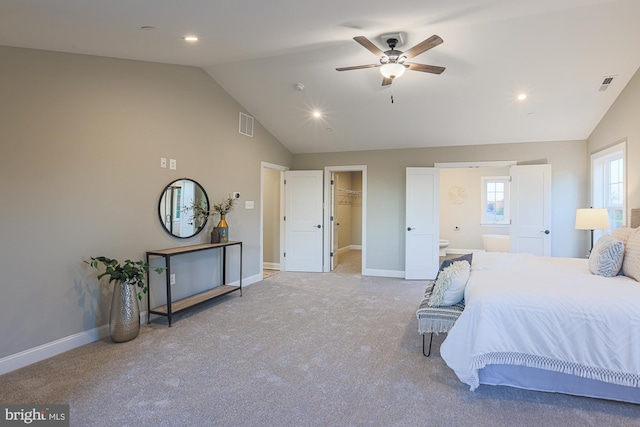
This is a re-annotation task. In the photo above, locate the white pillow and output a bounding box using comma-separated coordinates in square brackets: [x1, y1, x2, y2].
[622, 229, 640, 281]
[588, 234, 624, 277]
[611, 226, 636, 247]
[428, 260, 470, 306]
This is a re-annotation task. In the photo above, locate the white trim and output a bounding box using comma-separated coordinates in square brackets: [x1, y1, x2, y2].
[590, 140, 626, 235]
[338, 245, 361, 254]
[435, 160, 517, 169]
[260, 161, 289, 283]
[480, 175, 511, 225]
[363, 268, 405, 278]
[262, 262, 280, 270]
[242, 273, 262, 286]
[1, 275, 263, 375]
[0, 324, 109, 375]
[323, 165, 367, 274]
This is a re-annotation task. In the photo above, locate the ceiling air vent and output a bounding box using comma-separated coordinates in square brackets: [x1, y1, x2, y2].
[239, 112, 254, 137]
[599, 75, 615, 92]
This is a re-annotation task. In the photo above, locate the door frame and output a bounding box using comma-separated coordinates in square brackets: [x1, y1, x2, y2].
[260, 161, 288, 278]
[323, 165, 367, 273]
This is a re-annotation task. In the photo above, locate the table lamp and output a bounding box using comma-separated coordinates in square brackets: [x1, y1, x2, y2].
[575, 208, 610, 252]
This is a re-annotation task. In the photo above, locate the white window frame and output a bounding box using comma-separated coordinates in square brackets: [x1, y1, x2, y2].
[481, 176, 511, 226]
[591, 141, 626, 241]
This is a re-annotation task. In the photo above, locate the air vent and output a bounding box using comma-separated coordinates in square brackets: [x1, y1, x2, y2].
[239, 112, 254, 137]
[599, 75, 615, 92]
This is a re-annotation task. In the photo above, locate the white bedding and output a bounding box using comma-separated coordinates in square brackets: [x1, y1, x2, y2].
[440, 251, 640, 392]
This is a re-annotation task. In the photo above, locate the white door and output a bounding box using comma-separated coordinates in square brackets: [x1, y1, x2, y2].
[510, 165, 552, 256]
[405, 168, 440, 279]
[330, 173, 339, 270]
[284, 170, 324, 272]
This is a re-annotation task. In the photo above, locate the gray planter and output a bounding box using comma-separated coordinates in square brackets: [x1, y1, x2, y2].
[109, 281, 140, 342]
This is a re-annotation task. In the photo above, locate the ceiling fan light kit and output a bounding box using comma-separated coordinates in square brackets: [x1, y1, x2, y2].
[380, 62, 406, 79]
[336, 34, 445, 86]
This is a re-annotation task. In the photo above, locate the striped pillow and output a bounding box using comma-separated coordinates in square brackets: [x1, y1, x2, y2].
[611, 226, 636, 247]
[589, 234, 624, 277]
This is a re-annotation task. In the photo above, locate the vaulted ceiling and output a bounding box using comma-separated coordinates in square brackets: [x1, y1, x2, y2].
[2, 0, 639, 153]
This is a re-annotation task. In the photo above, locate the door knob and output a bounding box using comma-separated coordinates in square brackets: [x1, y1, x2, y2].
[407, 227, 414, 231]
[315, 225, 322, 228]
[541, 230, 550, 234]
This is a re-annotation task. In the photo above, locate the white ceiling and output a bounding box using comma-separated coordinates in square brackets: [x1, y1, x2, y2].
[2, 0, 639, 154]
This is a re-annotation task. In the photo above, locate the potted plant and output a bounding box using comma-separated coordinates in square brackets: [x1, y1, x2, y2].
[211, 197, 235, 243]
[86, 256, 165, 343]
[186, 197, 236, 243]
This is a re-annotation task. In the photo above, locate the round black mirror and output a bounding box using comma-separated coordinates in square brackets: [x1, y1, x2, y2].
[158, 178, 209, 239]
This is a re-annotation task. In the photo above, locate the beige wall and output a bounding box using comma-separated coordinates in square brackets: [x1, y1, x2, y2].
[4, 43, 635, 367]
[0, 46, 292, 360]
[293, 140, 589, 273]
[588, 67, 640, 220]
[263, 167, 281, 265]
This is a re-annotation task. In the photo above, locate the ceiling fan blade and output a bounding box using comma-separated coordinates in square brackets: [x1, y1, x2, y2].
[402, 35, 443, 59]
[406, 63, 446, 74]
[353, 36, 385, 57]
[336, 64, 380, 71]
[382, 77, 393, 86]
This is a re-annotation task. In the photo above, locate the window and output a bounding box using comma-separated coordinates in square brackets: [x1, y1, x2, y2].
[481, 176, 510, 225]
[591, 141, 626, 239]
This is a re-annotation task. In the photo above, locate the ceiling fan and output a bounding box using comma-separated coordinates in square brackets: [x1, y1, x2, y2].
[336, 35, 445, 86]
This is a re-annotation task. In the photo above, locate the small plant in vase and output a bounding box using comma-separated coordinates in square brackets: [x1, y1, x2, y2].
[185, 196, 236, 243]
[211, 197, 235, 243]
[86, 256, 165, 342]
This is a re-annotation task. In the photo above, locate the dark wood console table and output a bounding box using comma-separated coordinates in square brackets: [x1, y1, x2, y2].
[146, 242, 242, 326]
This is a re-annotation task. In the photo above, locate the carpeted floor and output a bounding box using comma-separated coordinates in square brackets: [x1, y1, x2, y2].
[1, 250, 640, 426]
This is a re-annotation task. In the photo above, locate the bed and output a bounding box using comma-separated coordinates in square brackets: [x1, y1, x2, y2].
[439, 226, 640, 404]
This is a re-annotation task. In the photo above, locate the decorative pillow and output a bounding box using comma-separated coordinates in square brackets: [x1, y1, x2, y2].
[622, 229, 640, 281]
[611, 226, 636, 247]
[437, 253, 473, 277]
[588, 234, 624, 277]
[428, 260, 471, 306]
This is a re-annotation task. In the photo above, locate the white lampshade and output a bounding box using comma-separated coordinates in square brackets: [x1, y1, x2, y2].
[575, 208, 610, 230]
[380, 63, 406, 79]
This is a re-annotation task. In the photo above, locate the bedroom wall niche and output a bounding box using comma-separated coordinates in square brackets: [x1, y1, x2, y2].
[439, 167, 510, 253]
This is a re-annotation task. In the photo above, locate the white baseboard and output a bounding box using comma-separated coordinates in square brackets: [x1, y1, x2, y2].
[362, 268, 405, 279]
[243, 273, 262, 286]
[337, 245, 362, 254]
[262, 262, 280, 270]
[0, 324, 109, 375]
[0, 274, 264, 376]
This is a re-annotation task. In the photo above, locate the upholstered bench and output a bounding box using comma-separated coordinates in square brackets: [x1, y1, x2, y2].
[416, 280, 465, 357]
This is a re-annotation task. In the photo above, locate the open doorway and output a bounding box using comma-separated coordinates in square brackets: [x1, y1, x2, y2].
[324, 165, 367, 274]
[261, 162, 288, 279]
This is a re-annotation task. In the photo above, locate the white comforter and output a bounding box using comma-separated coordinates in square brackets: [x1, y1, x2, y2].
[440, 251, 640, 391]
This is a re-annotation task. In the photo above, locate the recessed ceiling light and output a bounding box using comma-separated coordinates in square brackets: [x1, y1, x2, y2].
[313, 111, 321, 118]
[183, 36, 199, 42]
[517, 93, 527, 101]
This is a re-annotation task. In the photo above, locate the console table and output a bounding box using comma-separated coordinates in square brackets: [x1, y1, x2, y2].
[146, 242, 242, 326]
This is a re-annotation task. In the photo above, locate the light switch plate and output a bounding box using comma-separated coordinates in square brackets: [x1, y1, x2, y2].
[161, 157, 167, 168]
[169, 159, 177, 170]
[245, 201, 254, 209]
